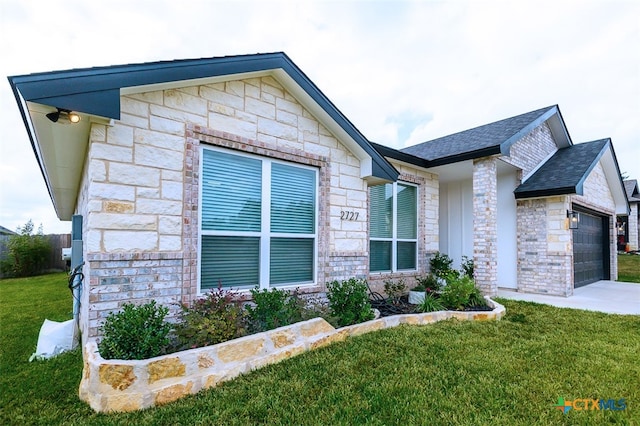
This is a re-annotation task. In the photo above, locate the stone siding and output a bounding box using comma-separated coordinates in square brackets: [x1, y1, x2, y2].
[76, 75, 379, 342]
[516, 197, 573, 296]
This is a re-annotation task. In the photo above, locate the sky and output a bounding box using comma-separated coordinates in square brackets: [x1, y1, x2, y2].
[1, 0, 638, 234]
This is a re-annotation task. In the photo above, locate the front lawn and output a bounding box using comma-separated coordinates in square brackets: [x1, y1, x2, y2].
[618, 253, 640, 283]
[1, 274, 638, 425]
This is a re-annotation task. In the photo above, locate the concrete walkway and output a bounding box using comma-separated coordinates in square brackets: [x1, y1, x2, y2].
[497, 280, 640, 315]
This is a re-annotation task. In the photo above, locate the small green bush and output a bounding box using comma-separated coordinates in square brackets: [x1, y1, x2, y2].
[429, 252, 454, 279]
[98, 300, 171, 360]
[173, 287, 247, 350]
[245, 287, 304, 332]
[417, 292, 445, 313]
[326, 278, 374, 327]
[439, 275, 477, 311]
[461, 255, 474, 279]
[414, 273, 441, 293]
[383, 279, 406, 303]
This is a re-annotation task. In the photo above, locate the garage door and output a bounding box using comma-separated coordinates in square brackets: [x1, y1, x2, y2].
[573, 210, 608, 288]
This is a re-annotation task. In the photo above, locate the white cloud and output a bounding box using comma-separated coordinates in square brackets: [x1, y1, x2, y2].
[1, 0, 638, 234]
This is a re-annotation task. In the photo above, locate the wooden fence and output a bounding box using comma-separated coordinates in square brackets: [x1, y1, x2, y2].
[0, 233, 71, 276]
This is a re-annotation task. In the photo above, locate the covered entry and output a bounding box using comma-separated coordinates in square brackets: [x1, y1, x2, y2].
[572, 208, 609, 288]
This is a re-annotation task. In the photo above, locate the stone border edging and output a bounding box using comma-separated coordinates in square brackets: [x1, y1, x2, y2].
[79, 297, 505, 412]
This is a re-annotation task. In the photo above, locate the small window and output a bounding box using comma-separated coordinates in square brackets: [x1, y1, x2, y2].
[369, 182, 418, 272]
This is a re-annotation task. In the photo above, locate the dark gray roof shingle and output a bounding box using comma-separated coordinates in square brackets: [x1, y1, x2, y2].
[401, 105, 559, 164]
[514, 139, 610, 199]
[624, 179, 640, 203]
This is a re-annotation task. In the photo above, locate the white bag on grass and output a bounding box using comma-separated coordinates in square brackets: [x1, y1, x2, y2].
[29, 319, 78, 361]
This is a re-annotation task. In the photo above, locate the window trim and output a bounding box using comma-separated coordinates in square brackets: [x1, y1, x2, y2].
[369, 181, 419, 273]
[198, 146, 318, 293]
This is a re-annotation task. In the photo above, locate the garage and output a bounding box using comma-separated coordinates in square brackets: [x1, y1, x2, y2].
[573, 209, 609, 288]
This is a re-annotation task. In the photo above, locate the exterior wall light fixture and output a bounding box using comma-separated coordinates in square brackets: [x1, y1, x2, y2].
[567, 210, 580, 229]
[46, 108, 81, 124]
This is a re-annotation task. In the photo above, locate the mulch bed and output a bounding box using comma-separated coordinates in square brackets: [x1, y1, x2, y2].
[369, 295, 493, 318]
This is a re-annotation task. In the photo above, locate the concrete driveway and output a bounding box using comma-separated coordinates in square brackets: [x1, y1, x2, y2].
[497, 280, 640, 315]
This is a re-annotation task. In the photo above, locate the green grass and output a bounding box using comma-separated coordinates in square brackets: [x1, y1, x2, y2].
[618, 253, 640, 283]
[2, 274, 639, 425]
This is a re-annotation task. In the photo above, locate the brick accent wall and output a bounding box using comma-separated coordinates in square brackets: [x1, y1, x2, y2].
[516, 197, 573, 296]
[502, 122, 557, 177]
[472, 157, 499, 295]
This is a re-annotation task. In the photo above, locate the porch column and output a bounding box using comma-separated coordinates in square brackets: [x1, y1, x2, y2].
[629, 204, 639, 251]
[473, 157, 498, 296]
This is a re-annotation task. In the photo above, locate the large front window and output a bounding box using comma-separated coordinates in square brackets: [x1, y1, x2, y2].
[200, 148, 317, 290]
[369, 182, 417, 272]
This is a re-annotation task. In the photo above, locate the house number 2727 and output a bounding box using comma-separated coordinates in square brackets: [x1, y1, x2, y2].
[340, 211, 359, 221]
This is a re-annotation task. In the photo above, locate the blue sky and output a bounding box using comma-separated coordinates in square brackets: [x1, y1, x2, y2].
[1, 0, 638, 234]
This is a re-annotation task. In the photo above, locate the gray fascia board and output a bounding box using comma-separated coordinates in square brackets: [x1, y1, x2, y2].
[427, 146, 503, 167]
[9, 52, 398, 182]
[573, 140, 610, 197]
[371, 143, 431, 169]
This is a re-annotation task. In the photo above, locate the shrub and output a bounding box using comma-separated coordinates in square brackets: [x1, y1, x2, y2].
[414, 273, 442, 293]
[429, 252, 454, 279]
[418, 292, 445, 313]
[173, 286, 247, 350]
[383, 279, 407, 303]
[326, 278, 374, 327]
[467, 286, 489, 309]
[461, 255, 474, 279]
[245, 287, 304, 332]
[439, 275, 477, 311]
[1, 220, 51, 277]
[98, 300, 171, 360]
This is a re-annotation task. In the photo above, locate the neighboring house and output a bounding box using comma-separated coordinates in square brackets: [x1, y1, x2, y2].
[0, 225, 17, 260]
[8, 52, 628, 346]
[617, 180, 640, 251]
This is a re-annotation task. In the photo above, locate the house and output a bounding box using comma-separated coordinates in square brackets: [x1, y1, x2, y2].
[8, 52, 628, 346]
[617, 180, 640, 251]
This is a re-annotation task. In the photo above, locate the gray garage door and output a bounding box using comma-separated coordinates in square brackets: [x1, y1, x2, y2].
[573, 210, 608, 288]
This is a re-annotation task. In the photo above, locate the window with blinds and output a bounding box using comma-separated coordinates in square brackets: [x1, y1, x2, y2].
[369, 182, 418, 273]
[200, 148, 317, 290]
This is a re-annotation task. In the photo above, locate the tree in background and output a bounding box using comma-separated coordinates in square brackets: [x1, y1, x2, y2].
[1, 220, 51, 277]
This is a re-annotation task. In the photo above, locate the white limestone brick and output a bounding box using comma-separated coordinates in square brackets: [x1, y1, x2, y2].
[134, 129, 184, 151]
[276, 97, 301, 115]
[128, 91, 163, 105]
[119, 113, 149, 129]
[106, 124, 135, 147]
[226, 81, 245, 97]
[162, 170, 183, 182]
[90, 213, 157, 230]
[159, 216, 182, 235]
[162, 180, 183, 201]
[199, 86, 244, 110]
[86, 229, 102, 252]
[257, 117, 297, 140]
[209, 112, 257, 140]
[149, 104, 207, 127]
[135, 145, 183, 171]
[136, 198, 182, 215]
[164, 89, 208, 115]
[245, 97, 276, 119]
[91, 143, 132, 162]
[159, 235, 182, 251]
[103, 231, 157, 251]
[136, 187, 160, 199]
[121, 97, 150, 118]
[150, 115, 185, 136]
[109, 163, 160, 187]
[277, 109, 298, 127]
[90, 182, 136, 201]
[91, 125, 106, 142]
[89, 160, 106, 182]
